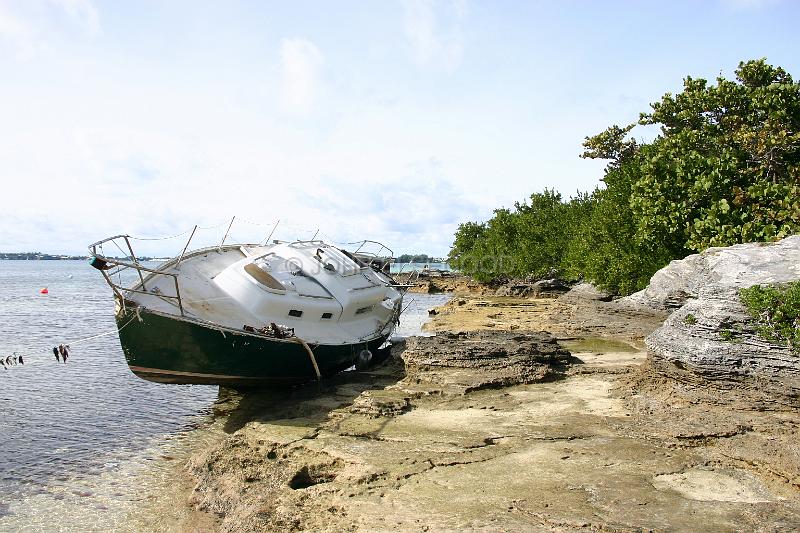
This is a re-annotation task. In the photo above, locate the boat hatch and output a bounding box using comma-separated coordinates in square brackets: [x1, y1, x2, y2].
[244, 263, 286, 292]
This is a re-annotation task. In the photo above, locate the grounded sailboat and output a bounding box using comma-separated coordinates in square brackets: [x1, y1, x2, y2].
[88, 232, 405, 387]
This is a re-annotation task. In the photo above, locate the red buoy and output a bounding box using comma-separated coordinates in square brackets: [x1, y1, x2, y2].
[40, 287, 49, 294]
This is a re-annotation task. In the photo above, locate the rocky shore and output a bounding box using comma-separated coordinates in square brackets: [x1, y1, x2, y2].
[153, 241, 800, 531]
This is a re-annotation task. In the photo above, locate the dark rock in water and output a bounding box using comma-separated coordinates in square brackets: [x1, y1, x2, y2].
[560, 282, 612, 302]
[401, 331, 573, 393]
[619, 236, 800, 387]
[532, 278, 571, 295]
[494, 278, 571, 298]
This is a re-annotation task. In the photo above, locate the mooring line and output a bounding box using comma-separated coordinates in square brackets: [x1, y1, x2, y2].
[0, 315, 136, 370]
[63, 315, 137, 347]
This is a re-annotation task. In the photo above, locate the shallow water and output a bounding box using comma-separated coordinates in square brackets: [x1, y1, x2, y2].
[0, 260, 446, 531]
[560, 337, 639, 354]
[390, 262, 450, 274]
[0, 260, 218, 530]
[393, 292, 451, 338]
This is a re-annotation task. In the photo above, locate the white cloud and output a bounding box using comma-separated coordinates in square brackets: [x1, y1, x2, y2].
[0, 4, 41, 59]
[402, 0, 466, 72]
[279, 158, 485, 256]
[279, 37, 324, 116]
[50, 0, 100, 36]
[0, 0, 98, 60]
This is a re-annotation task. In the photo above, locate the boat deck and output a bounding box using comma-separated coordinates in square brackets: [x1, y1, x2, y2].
[124, 246, 390, 345]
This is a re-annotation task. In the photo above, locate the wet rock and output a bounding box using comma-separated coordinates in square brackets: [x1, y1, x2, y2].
[531, 278, 572, 296]
[494, 279, 571, 298]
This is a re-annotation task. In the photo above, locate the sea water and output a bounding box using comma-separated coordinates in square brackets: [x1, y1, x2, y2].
[390, 262, 451, 274]
[0, 260, 447, 531]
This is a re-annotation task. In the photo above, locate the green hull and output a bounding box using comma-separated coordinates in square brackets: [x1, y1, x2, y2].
[115, 308, 389, 387]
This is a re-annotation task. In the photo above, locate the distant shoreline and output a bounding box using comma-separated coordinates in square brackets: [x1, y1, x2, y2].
[2, 253, 447, 264]
[0, 253, 89, 260]
[0, 253, 162, 261]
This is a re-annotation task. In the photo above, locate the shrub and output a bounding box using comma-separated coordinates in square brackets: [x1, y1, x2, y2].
[739, 281, 800, 353]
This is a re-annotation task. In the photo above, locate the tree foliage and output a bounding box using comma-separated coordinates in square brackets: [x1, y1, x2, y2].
[630, 59, 800, 251]
[448, 190, 592, 282]
[449, 59, 800, 294]
[396, 253, 440, 263]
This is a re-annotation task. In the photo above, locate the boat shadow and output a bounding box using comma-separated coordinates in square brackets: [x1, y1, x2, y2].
[213, 353, 407, 434]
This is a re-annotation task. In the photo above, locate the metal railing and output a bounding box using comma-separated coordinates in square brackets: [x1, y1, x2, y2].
[88, 235, 185, 316]
[347, 240, 394, 274]
[88, 232, 401, 316]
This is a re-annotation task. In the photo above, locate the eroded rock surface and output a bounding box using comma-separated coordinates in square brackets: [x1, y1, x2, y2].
[401, 331, 572, 393]
[559, 281, 612, 303]
[175, 291, 800, 532]
[394, 273, 493, 295]
[619, 236, 800, 387]
[423, 294, 667, 341]
[493, 278, 572, 298]
[620, 235, 800, 310]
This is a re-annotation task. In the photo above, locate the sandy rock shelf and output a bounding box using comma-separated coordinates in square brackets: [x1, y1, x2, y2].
[154, 290, 800, 532]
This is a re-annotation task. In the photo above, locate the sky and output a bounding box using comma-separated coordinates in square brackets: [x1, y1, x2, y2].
[1, 0, 798, 257]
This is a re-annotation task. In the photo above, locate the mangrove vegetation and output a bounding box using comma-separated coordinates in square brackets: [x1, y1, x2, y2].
[448, 59, 800, 294]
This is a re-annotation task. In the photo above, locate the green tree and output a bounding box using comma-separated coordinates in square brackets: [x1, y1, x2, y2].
[565, 151, 677, 294]
[633, 59, 800, 250]
[450, 59, 800, 295]
[448, 190, 592, 282]
[447, 221, 486, 272]
[579, 58, 800, 293]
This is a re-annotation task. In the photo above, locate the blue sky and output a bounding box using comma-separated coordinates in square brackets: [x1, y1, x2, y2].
[1, 0, 798, 257]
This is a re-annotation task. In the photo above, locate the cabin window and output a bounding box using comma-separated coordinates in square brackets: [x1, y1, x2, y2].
[355, 305, 373, 315]
[288, 309, 303, 318]
[321, 312, 333, 319]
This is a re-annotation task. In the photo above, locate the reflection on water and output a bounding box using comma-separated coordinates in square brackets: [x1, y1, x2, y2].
[393, 293, 451, 338]
[0, 261, 447, 531]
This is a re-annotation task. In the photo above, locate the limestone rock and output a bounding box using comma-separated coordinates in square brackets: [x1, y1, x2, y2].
[648, 298, 800, 381]
[560, 282, 612, 302]
[620, 235, 800, 310]
[619, 236, 800, 382]
[402, 331, 572, 392]
[494, 278, 571, 298]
